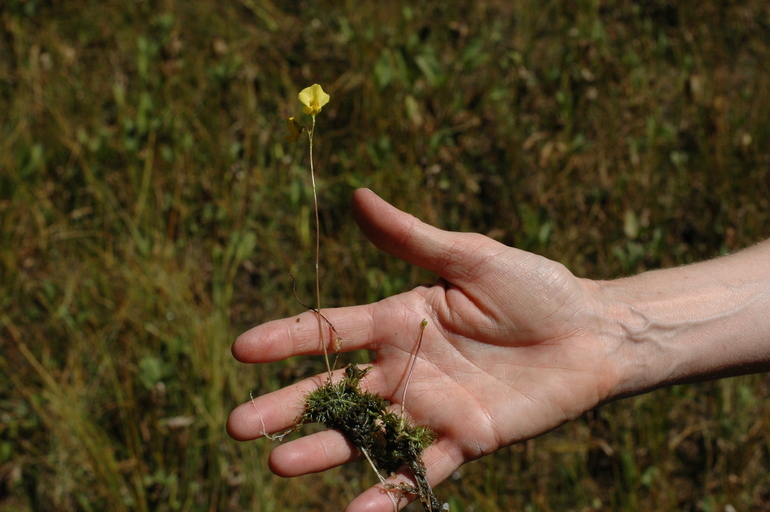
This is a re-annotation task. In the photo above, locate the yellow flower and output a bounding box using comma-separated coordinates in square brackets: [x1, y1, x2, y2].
[284, 116, 305, 143]
[298, 84, 330, 116]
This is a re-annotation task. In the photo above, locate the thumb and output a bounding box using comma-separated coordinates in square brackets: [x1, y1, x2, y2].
[351, 188, 507, 286]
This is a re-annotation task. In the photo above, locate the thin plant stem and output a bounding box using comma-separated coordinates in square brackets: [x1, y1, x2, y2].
[401, 319, 428, 418]
[308, 115, 332, 379]
[360, 448, 400, 512]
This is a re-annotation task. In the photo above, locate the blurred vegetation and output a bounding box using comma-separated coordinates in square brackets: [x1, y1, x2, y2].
[1, 0, 769, 511]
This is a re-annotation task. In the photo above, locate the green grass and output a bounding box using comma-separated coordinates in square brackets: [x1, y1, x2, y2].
[1, 0, 769, 510]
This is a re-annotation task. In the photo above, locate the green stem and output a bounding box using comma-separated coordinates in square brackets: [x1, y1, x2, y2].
[308, 115, 332, 379]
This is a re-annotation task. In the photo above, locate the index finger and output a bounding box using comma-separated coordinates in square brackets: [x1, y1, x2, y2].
[232, 302, 381, 363]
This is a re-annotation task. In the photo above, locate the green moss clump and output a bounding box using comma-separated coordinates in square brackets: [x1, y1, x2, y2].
[300, 364, 442, 511]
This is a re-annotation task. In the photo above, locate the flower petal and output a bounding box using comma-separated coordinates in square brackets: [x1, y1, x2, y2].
[298, 84, 330, 115]
[284, 117, 304, 143]
[314, 84, 330, 108]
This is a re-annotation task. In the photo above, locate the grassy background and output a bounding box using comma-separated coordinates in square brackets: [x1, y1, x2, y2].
[2, 0, 769, 510]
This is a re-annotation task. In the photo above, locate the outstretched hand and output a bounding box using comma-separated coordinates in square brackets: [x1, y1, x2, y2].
[227, 188, 618, 511]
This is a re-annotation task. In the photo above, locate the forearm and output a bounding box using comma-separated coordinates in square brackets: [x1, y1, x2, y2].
[599, 240, 770, 401]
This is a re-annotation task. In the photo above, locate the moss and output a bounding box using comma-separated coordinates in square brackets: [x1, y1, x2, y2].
[300, 363, 442, 511]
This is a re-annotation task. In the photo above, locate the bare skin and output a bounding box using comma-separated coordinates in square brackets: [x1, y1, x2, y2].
[227, 188, 770, 511]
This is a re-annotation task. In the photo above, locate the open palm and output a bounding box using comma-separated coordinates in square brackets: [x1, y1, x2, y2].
[227, 188, 617, 511]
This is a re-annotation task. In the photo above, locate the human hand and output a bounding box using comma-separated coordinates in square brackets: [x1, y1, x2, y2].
[227, 188, 620, 511]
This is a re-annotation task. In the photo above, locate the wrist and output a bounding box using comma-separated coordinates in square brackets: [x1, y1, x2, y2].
[594, 279, 674, 401]
[596, 248, 770, 402]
